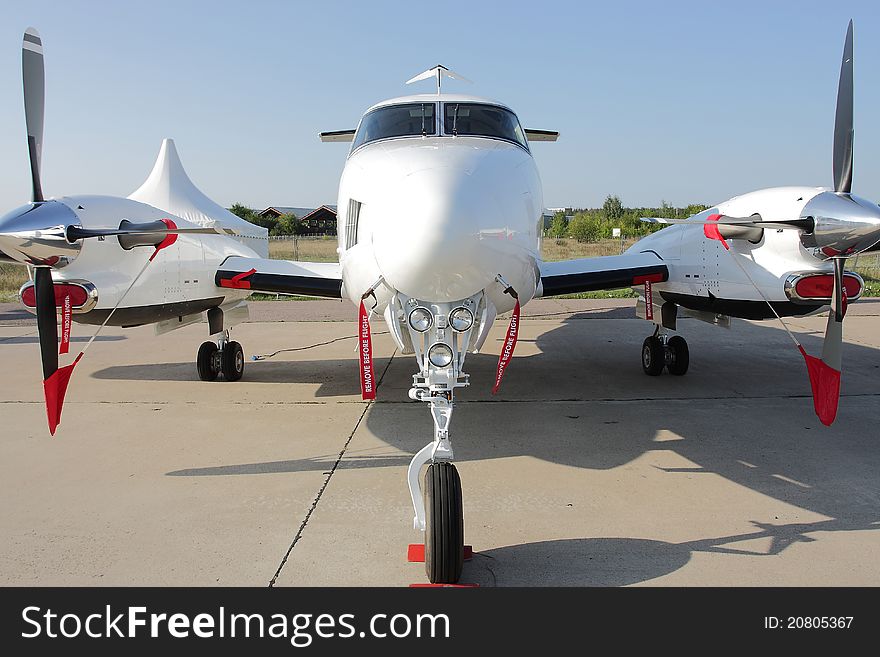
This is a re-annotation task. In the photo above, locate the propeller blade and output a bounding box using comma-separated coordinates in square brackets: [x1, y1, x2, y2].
[832, 20, 854, 194]
[22, 27, 45, 203]
[66, 225, 236, 241]
[821, 257, 846, 370]
[800, 257, 846, 426]
[33, 266, 57, 381]
[67, 220, 236, 252]
[33, 266, 82, 435]
[641, 214, 811, 230]
[640, 214, 759, 225]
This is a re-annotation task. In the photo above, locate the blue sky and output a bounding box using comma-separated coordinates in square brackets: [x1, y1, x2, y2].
[0, 0, 878, 211]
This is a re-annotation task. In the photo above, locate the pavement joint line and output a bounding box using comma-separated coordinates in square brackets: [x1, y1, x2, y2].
[2, 393, 879, 407]
[0, 400, 343, 405]
[0, 330, 37, 342]
[437, 393, 880, 403]
[267, 348, 398, 587]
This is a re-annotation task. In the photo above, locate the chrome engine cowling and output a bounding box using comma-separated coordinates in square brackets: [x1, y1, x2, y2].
[799, 191, 880, 259]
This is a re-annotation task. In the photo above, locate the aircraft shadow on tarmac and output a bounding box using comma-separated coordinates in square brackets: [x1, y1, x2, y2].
[116, 307, 880, 585]
[0, 335, 125, 345]
[459, 516, 874, 586]
[0, 305, 35, 323]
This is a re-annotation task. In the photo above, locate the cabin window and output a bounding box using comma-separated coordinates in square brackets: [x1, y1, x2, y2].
[351, 103, 436, 151]
[345, 199, 361, 249]
[442, 103, 528, 150]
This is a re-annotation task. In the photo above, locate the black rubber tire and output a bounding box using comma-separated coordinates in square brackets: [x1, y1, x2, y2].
[666, 335, 689, 375]
[197, 341, 219, 381]
[641, 336, 665, 376]
[424, 462, 464, 584]
[221, 341, 245, 381]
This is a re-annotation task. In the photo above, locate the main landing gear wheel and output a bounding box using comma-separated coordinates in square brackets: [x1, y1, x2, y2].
[197, 341, 219, 381]
[424, 462, 464, 584]
[221, 341, 245, 381]
[641, 336, 665, 376]
[666, 335, 689, 376]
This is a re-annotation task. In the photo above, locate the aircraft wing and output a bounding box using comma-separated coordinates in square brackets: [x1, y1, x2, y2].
[215, 256, 343, 298]
[524, 129, 559, 142]
[537, 251, 668, 297]
[319, 130, 356, 143]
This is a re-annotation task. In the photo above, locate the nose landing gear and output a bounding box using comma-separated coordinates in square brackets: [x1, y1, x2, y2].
[399, 291, 484, 584]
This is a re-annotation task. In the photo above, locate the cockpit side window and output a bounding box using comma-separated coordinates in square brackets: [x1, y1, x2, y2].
[442, 103, 528, 150]
[351, 103, 436, 151]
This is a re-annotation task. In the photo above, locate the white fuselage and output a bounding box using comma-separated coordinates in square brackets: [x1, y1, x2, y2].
[336, 94, 543, 321]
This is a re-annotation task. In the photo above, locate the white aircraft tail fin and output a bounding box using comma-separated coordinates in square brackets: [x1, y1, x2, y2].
[405, 65, 471, 94]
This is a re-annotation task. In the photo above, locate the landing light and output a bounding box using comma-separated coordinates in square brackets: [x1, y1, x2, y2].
[449, 306, 474, 332]
[785, 272, 863, 303]
[428, 343, 454, 368]
[408, 307, 433, 332]
[795, 274, 861, 299]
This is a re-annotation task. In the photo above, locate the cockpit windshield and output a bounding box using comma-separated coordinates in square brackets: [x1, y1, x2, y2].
[351, 103, 436, 150]
[443, 103, 528, 149]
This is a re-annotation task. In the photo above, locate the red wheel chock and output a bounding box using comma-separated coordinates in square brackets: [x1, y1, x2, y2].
[407, 544, 473, 562]
[407, 544, 479, 586]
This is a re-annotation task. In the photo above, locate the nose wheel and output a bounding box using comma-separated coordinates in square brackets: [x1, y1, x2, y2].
[424, 462, 464, 584]
[642, 332, 689, 376]
[197, 333, 245, 381]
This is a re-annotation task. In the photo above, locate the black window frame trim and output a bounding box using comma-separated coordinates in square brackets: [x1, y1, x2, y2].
[440, 102, 530, 153]
[349, 102, 439, 155]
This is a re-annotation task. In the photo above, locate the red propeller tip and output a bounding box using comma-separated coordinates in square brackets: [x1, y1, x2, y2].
[798, 346, 841, 426]
[42, 354, 81, 436]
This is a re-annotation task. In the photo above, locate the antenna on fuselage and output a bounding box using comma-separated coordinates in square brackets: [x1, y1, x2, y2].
[405, 64, 471, 94]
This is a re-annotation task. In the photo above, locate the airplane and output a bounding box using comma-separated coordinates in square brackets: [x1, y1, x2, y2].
[0, 23, 877, 584]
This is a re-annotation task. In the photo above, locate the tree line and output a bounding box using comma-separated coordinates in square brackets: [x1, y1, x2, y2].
[549, 195, 710, 242]
[228, 203, 310, 236]
[230, 196, 711, 241]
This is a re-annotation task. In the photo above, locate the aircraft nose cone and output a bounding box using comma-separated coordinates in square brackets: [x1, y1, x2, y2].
[0, 200, 80, 266]
[372, 168, 506, 301]
[368, 142, 538, 302]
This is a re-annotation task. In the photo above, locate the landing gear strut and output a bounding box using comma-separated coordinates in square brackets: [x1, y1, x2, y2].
[642, 329, 689, 376]
[197, 330, 244, 381]
[400, 290, 484, 584]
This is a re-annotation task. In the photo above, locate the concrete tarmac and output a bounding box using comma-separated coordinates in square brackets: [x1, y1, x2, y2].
[1, 298, 878, 586]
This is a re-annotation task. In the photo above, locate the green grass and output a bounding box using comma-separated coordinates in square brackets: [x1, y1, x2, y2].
[552, 288, 639, 300]
[0, 263, 26, 302]
[863, 280, 880, 297]
[269, 237, 338, 263]
[541, 237, 638, 261]
[247, 293, 324, 301]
